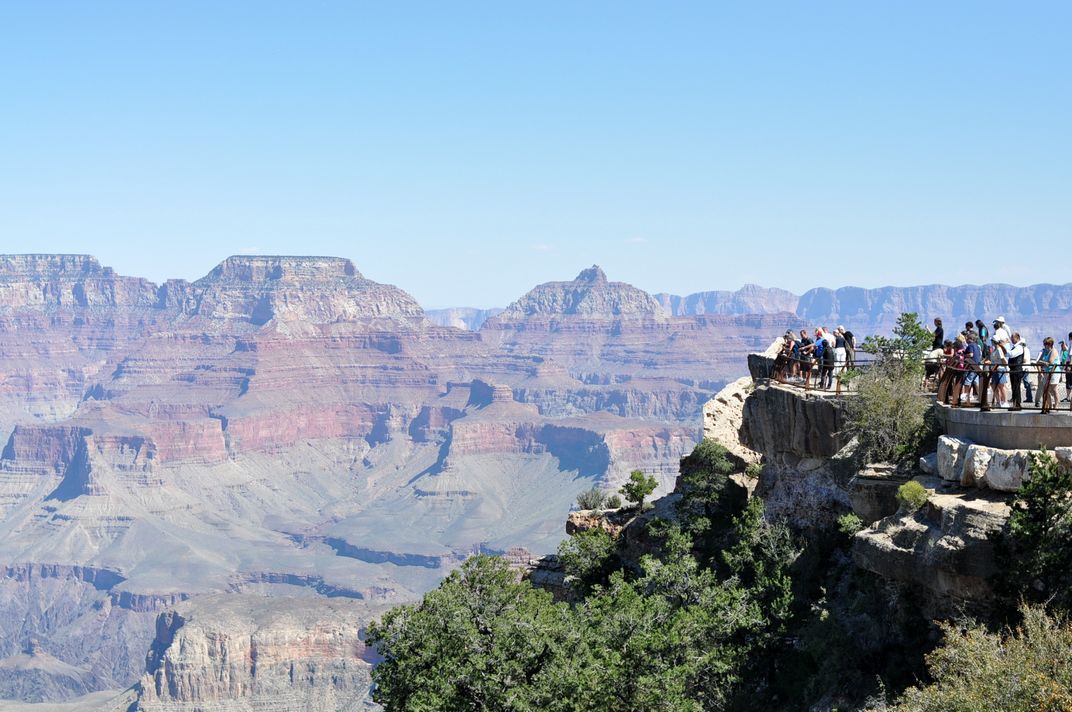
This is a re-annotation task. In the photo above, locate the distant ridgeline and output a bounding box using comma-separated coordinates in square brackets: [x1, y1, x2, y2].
[429, 279, 1072, 345]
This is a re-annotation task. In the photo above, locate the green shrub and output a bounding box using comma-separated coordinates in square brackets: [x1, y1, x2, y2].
[576, 487, 607, 510]
[993, 450, 1072, 611]
[745, 462, 763, 480]
[896, 481, 929, 511]
[892, 605, 1072, 711]
[604, 493, 622, 509]
[620, 469, 658, 510]
[846, 367, 931, 463]
[836, 512, 864, 537]
[557, 528, 618, 591]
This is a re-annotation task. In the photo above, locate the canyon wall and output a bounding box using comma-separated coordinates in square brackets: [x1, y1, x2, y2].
[0, 255, 714, 705]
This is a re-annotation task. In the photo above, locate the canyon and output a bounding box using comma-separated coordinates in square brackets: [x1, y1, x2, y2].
[3, 254, 1070, 708]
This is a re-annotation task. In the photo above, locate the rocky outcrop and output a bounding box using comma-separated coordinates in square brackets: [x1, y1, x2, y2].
[848, 464, 912, 524]
[495, 266, 666, 320]
[700, 378, 854, 529]
[741, 384, 846, 461]
[131, 595, 377, 711]
[184, 255, 426, 325]
[853, 480, 1010, 615]
[0, 254, 158, 309]
[702, 377, 759, 465]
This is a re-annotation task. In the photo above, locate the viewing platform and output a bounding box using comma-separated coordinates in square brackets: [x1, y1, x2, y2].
[935, 402, 1072, 450]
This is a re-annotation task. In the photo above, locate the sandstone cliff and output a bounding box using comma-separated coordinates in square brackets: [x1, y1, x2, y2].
[131, 595, 378, 711]
[702, 364, 1014, 616]
[0, 254, 715, 704]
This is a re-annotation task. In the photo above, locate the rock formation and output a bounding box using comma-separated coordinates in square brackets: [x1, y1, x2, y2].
[131, 595, 378, 711]
[704, 358, 1017, 616]
[853, 481, 1010, 615]
[0, 255, 711, 705]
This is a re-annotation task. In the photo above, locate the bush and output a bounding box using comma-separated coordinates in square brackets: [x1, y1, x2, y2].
[620, 469, 658, 510]
[745, 462, 763, 480]
[558, 528, 618, 591]
[892, 605, 1072, 711]
[994, 450, 1072, 611]
[836, 512, 864, 537]
[576, 487, 607, 510]
[604, 493, 622, 509]
[846, 366, 931, 463]
[896, 481, 929, 511]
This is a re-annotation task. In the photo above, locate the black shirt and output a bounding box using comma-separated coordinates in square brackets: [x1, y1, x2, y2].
[932, 326, 944, 350]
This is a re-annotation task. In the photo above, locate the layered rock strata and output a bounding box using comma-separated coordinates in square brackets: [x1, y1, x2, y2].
[0, 255, 719, 704]
[130, 595, 377, 711]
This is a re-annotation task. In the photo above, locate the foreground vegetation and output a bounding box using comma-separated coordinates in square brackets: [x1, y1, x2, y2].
[369, 357, 1072, 710]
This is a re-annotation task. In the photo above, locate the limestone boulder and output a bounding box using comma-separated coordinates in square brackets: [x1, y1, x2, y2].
[962, 445, 1032, 491]
[919, 452, 937, 475]
[937, 435, 971, 482]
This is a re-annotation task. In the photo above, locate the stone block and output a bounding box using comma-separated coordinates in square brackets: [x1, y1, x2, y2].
[919, 452, 937, 475]
[960, 444, 1032, 492]
[1055, 447, 1072, 470]
[937, 435, 971, 482]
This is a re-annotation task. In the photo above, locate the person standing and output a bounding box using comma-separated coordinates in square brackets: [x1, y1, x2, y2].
[932, 318, 945, 351]
[1006, 333, 1025, 410]
[842, 325, 856, 368]
[991, 333, 1010, 407]
[1038, 337, 1061, 413]
[1020, 337, 1034, 405]
[834, 328, 848, 377]
[1062, 340, 1072, 402]
[961, 332, 982, 405]
[798, 330, 815, 388]
[993, 317, 1010, 345]
[976, 320, 990, 360]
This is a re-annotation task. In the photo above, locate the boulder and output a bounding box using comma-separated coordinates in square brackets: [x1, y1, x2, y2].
[962, 445, 1031, 491]
[919, 452, 937, 475]
[937, 435, 971, 482]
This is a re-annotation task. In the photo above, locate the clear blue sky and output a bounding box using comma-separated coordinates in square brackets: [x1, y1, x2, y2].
[1, 2, 1069, 308]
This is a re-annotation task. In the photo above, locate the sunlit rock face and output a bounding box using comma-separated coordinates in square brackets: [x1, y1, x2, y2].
[130, 596, 378, 712]
[853, 484, 1011, 616]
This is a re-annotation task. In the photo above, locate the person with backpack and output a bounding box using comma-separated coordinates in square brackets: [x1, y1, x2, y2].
[961, 332, 982, 405]
[821, 333, 837, 390]
[976, 320, 990, 360]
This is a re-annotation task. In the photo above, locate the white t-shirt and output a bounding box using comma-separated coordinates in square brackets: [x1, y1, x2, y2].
[993, 326, 1010, 344]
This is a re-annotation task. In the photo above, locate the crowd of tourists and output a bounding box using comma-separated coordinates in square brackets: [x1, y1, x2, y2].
[930, 316, 1072, 412]
[770, 326, 856, 391]
[768, 315, 1072, 413]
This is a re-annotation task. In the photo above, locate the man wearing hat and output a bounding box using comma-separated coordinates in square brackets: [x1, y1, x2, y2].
[993, 317, 1010, 346]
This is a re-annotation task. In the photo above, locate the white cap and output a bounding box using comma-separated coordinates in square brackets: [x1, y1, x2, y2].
[995, 316, 1005, 323]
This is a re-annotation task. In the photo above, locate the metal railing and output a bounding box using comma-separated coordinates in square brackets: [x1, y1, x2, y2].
[765, 350, 878, 396]
[932, 359, 1072, 413]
